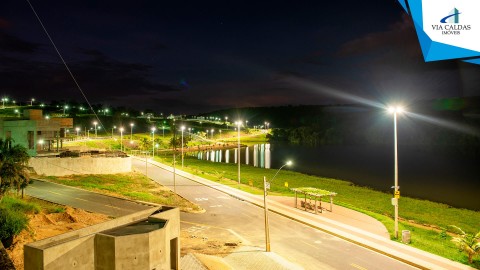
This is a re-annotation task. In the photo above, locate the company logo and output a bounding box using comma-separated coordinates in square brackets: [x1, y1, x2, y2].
[432, 7, 470, 35]
[440, 8, 460, 23]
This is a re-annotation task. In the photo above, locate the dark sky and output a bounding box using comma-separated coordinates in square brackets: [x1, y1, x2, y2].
[2, 0, 480, 114]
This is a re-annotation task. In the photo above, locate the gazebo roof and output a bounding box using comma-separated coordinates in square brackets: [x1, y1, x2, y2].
[291, 187, 337, 197]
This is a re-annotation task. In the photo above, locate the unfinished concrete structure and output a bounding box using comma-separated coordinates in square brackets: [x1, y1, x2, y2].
[0, 109, 73, 156]
[24, 206, 180, 270]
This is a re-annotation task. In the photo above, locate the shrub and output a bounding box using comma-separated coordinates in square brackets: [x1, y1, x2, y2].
[1, 196, 40, 214]
[0, 207, 29, 240]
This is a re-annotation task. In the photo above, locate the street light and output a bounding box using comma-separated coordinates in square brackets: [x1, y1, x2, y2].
[63, 105, 69, 116]
[119, 127, 124, 152]
[130, 123, 134, 141]
[30, 98, 35, 106]
[387, 105, 404, 239]
[235, 121, 242, 183]
[111, 126, 116, 138]
[263, 160, 292, 252]
[151, 127, 156, 158]
[93, 121, 98, 137]
[38, 139, 44, 151]
[211, 129, 214, 139]
[75, 127, 80, 137]
[1, 97, 8, 109]
[162, 125, 165, 137]
[181, 126, 185, 167]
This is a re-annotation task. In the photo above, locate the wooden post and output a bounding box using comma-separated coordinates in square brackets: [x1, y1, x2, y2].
[304, 193, 307, 211]
[319, 196, 322, 213]
[294, 190, 297, 208]
[314, 196, 317, 214]
[330, 195, 333, 212]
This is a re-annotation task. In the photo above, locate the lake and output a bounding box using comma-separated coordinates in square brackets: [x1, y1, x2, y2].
[190, 143, 480, 210]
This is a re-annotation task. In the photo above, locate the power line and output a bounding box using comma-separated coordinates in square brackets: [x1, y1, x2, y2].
[25, 0, 107, 133]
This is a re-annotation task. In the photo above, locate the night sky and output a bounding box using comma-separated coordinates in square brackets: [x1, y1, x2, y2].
[2, 1, 480, 114]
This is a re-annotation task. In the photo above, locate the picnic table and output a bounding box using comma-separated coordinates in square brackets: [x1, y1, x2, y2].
[291, 187, 337, 213]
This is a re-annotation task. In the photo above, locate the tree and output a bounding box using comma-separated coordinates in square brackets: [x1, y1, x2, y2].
[449, 225, 480, 264]
[0, 139, 31, 201]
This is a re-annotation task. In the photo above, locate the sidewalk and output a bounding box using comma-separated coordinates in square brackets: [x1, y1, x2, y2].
[143, 157, 475, 270]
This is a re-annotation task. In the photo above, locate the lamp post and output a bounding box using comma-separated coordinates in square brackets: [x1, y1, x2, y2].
[181, 126, 185, 167]
[63, 105, 68, 116]
[30, 98, 35, 106]
[75, 127, 80, 137]
[162, 126, 165, 137]
[211, 129, 214, 139]
[151, 127, 156, 158]
[119, 127, 124, 152]
[130, 123, 134, 141]
[263, 160, 292, 252]
[2, 97, 8, 109]
[93, 121, 98, 137]
[236, 121, 242, 183]
[388, 105, 404, 239]
[111, 126, 116, 138]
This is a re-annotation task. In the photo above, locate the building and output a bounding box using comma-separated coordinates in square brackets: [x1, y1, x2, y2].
[0, 109, 73, 156]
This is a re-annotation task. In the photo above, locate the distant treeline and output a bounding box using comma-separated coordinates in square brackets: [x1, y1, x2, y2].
[205, 100, 480, 157]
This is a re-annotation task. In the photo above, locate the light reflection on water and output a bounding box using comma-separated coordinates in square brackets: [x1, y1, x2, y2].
[192, 143, 272, 169]
[189, 142, 479, 210]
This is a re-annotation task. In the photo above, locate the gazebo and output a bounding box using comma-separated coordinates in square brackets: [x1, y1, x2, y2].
[291, 187, 337, 213]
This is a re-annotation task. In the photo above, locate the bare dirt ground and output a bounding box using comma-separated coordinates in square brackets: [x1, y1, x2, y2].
[5, 206, 111, 270]
[5, 206, 241, 270]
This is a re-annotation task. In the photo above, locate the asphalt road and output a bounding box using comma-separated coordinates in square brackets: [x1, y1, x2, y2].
[134, 159, 418, 270]
[25, 180, 153, 217]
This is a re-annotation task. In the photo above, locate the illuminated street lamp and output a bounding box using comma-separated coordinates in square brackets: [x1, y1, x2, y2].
[38, 139, 44, 151]
[63, 105, 69, 116]
[111, 126, 116, 138]
[14, 109, 20, 117]
[181, 126, 185, 167]
[151, 127, 156, 158]
[30, 98, 35, 106]
[264, 160, 292, 252]
[2, 97, 8, 109]
[387, 105, 404, 239]
[211, 128, 214, 139]
[235, 121, 242, 183]
[119, 127, 124, 152]
[130, 123, 134, 141]
[162, 125, 165, 137]
[75, 127, 80, 137]
[93, 121, 98, 137]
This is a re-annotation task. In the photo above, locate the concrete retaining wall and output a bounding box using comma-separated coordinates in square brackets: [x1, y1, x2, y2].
[24, 207, 182, 270]
[29, 156, 132, 176]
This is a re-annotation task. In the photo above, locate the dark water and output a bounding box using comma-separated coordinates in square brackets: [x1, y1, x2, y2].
[191, 143, 480, 210]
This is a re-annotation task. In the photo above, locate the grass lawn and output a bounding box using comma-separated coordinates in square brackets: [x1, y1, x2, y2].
[62, 134, 479, 267]
[42, 172, 202, 212]
[155, 155, 480, 267]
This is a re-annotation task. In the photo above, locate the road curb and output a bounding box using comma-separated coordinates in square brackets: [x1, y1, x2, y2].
[29, 177, 161, 208]
[137, 157, 474, 270]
